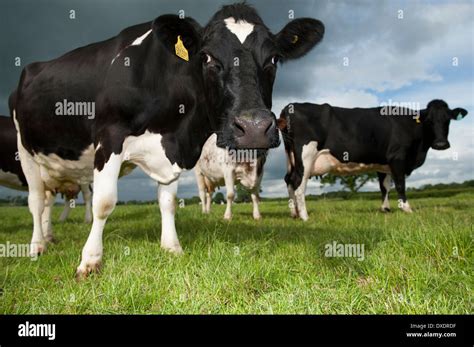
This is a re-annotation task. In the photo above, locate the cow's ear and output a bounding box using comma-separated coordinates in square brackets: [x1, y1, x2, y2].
[451, 107, 468, 120]
[275, 18, 324, 61]
[152, 15, 202, 60]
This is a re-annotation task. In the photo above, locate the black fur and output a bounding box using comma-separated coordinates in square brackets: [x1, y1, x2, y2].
[12, 3, 325, 174]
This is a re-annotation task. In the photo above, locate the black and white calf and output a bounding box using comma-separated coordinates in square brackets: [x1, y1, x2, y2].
[279, 100, 468, 220]
[0, 116, 92, 237]
[195, 134, 266, 220]
[11, 3, 324, 277]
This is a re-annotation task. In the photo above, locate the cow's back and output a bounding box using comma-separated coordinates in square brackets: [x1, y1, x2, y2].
[13, 22, 153, 160]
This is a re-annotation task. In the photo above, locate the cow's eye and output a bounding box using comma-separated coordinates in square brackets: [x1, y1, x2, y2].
[205, 54, 213, 64]
[271, 56, 279, 65]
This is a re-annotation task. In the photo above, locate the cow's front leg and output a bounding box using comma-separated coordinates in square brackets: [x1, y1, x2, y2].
[41, 190, 56, 243]
[287, 183, 299, 218]
[377, 172, 392, 212]
[223, 172, 235, 220]
[390, 163, 413, 213]
[76, 153, 122, 279]
[159, 179, 182, 254]
[82, 184, 93, 223]
[250, 191, 261, 220]
[294, 176, 310, 221]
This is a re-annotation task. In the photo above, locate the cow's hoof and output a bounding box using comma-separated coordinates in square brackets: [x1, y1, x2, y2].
[75, 262, 101, 281]
[381, 207, 391, 213]
[223, 215, 232, 221]
[402, 208, 413, 213]
[30, 242, 46, 257]
[253, 215, 262, 220]
[162, 244, 183, 255]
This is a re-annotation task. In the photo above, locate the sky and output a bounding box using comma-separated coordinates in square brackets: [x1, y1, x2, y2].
[0, 0, 473, 201]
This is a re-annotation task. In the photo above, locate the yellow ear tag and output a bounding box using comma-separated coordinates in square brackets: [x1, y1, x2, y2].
[292, 35, 299, 44]
[415, 115, 421, 123]
[175, 35, 189, 61]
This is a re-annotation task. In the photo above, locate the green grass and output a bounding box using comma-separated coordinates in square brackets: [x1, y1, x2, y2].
[0, 192, 472, 314]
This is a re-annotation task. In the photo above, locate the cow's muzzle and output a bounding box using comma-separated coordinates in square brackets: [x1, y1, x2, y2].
[432, 140, 450, 150]
[232, 109, 280, 149]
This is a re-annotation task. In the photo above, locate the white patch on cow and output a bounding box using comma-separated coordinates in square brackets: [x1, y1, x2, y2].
[0, 169, 25, 190]
[294, 141, 319, 221]
[122, 131, 183, 184]
[382, 174, 391, 210]
[14, 109, 48, 255]
[399, 199, 413, 213]
[34, 145, 95, 191]
[158, 180, 182, 253]
[111, 29, 152, 65]
[195, 133, 263, 219]
[224, 17, 254, 44]
[131, 29, 152, 46]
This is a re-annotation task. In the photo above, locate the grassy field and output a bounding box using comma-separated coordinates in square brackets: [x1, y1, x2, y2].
[0, 191, 472, 314]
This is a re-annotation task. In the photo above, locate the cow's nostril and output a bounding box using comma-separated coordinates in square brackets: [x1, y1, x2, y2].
[234, 121, 246, 137]
[264, 119, 275, 134]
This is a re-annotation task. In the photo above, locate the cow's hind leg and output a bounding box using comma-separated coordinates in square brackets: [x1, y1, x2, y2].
[159, 180, 182, 254]
[223, 172, 234, 220]
[82, 184, 93, 223]
[377, 172, 392, 212]
[41, 190, 56, 243]
[19, 146, 47, 256]
[251, 191, 261, 220]
[195, 170, 208, 214]
[59, 197, 71, 222]
[76, 153, 122, 279]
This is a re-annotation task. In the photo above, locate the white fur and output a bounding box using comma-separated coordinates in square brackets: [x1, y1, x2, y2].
[111, 29, 152, 64]
[195, 134, 263, 220]
[224, 17, 255, 44]
[76, 131, 184, 277]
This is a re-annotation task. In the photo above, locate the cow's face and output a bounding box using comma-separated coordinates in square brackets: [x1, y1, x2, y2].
[425, 99, 468, 150]
[152, 5, 324, 149]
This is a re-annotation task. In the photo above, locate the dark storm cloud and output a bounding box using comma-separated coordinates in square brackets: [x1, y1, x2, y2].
[0, 0, 472, 200]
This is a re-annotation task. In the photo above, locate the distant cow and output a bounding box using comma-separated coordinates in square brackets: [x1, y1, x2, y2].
[11, 3, 324, 277]
[279, 100, 468, 220]
[0, 115, 92, 240]
[195, 134, 266, 220]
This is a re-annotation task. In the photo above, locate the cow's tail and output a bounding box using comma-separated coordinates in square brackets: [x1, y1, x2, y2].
[278, 105, 296, 178]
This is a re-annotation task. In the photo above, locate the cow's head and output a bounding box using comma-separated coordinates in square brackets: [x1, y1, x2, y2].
[152, 4, 324, 149]
[424, 99, 468, 150]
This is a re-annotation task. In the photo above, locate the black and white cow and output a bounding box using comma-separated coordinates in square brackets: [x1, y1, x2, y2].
[11, 3, 324, 277]
[195, 134, 266, 220]
[0, 115, 92, 236]
[279, 100, 468, 220]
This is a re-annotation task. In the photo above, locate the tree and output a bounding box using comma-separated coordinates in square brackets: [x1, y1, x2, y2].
[320, 172, 378, 194]
[212, 192, 225, 204]
[234, 183, 252, 203]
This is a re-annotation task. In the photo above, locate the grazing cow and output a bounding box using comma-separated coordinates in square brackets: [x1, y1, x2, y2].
[11, 3, 325, 277]
[279, 100, 468, 220]
[0, 115, 92, 237]
[195, 133, 266, 220]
